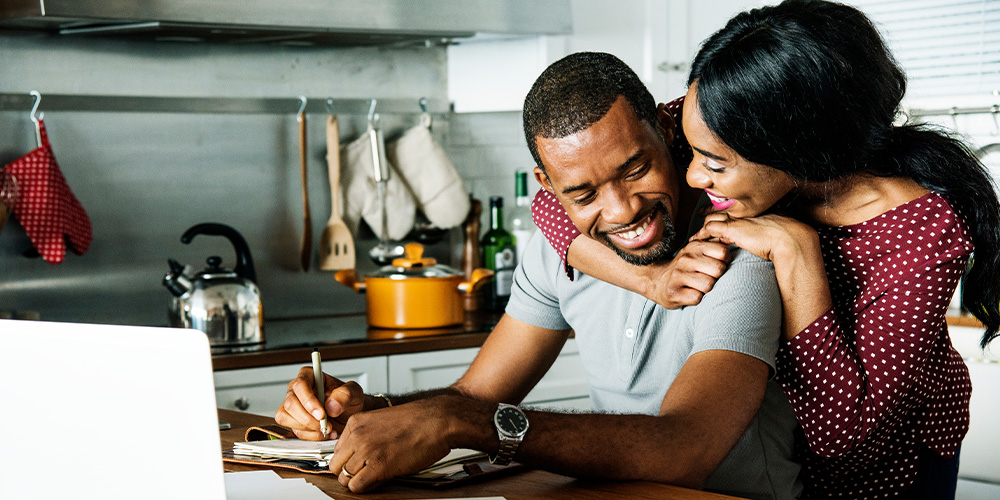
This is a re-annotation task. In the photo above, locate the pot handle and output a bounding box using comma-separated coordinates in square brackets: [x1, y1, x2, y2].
[458, 268, 494, 293]
[334, 269, 367, 293]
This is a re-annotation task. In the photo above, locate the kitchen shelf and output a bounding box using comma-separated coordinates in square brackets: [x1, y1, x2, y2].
[0, 93, 449, 115]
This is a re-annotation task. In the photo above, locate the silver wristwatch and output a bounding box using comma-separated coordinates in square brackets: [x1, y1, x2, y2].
[490, 403, 529, 465]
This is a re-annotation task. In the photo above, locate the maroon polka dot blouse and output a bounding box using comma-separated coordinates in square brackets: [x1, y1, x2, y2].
[529, 96, 974, 499]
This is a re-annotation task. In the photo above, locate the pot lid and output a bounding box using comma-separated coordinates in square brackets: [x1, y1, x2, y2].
[368, 243, 463, 279]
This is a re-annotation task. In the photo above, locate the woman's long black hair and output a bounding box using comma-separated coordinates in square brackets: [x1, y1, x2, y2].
[689, 0, 1000, 347]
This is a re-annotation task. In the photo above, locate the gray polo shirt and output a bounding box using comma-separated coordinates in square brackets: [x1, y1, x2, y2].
[506, 233, 802, 500]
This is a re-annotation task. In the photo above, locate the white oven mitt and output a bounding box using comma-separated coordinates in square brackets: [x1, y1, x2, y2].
[340, 127, 416, 240]
[387, 113, 470, 229]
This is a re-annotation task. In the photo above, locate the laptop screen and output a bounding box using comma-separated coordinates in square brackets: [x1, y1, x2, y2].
[0, 320, 227, 500]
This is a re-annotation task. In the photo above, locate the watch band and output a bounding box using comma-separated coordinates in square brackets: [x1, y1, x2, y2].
[491, 434, 520, 465]
[490, 403, 527, 466]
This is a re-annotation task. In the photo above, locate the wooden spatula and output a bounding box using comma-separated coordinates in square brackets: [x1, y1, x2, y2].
[318, 115, 355, 270]
[298, 105, 312, 271]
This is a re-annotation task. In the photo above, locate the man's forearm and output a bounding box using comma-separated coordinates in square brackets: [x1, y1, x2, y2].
[434, 395, 738, 489]
[367, 387, 464, 410]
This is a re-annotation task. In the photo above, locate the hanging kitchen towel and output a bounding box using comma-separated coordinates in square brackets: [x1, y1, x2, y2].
[387, 114, 469, 229]
[340, 127, 416, 240]
[4, 119, 92, 264]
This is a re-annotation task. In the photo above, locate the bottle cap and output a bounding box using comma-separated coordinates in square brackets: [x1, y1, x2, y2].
[489, 196, 503, 207]
[515, 171, 529, 197]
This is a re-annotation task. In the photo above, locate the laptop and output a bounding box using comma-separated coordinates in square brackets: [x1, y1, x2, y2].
[0, 319, 227, 500]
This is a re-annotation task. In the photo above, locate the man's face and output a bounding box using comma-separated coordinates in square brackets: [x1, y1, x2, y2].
[534, 96, 679, 266]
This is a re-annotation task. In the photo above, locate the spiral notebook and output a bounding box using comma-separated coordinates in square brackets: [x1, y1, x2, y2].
[224, 425, 514, 487]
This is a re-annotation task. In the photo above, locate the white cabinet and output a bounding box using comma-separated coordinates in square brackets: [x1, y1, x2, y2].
[215, 340, 590, 416]
[447, 0, 767, 112]
[950, 325, 1000, 485]
[448, 0, 669, 113]
[388, 339, 590, 410]
[214, 356, 388, 416]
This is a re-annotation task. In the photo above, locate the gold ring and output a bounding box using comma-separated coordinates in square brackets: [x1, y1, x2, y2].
[342, 468, 355, 479]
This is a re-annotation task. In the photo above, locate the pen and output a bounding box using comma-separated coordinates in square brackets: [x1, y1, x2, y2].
[311, 349, 329, 437]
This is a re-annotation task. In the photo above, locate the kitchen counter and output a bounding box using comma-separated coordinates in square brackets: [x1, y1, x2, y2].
[213, 313, 984, 372]
[219, 409, 748, 499]
[211, 311, 504, 371]
[947, 314, 985, 328]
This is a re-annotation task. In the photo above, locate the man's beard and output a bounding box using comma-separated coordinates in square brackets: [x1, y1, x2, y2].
[597, 202, 676, 266]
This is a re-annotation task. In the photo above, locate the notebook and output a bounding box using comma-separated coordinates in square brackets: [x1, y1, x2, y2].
[0, 319, 227, 500]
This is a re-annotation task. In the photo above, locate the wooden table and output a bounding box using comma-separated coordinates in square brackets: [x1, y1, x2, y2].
[218, 409, 746, 500]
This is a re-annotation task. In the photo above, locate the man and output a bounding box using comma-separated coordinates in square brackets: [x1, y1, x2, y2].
[276, 52, 802, 500]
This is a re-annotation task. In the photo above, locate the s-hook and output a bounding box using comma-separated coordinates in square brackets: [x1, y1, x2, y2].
[367, 98, 378, 127]
[326, 97, 335, 115]
[418, 96, 432, 129]
[29, 90, 43, 147]
[296, 95, 307, 123]
[991, 104, 999, 135]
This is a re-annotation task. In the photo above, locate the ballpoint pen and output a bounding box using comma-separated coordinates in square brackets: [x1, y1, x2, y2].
[311, 349, 329, 437]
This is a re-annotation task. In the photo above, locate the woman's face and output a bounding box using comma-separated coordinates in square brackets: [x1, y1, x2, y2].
[682, 84, 796, 218]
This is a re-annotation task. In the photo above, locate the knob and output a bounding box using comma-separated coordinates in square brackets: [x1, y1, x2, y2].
[234, 397, 250, 411]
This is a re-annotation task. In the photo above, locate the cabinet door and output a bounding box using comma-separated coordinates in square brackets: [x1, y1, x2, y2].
[388, 339, 589, 410]
[214, 356, 388, 416]
[522, 339, 590, 411]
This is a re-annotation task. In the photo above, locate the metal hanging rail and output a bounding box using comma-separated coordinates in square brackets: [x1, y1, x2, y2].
[907, 104, 1000, 118]
[0, 93, 450, 115]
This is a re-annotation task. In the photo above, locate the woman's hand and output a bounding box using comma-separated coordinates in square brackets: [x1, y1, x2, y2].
[691, 212, 832, 340]
[691, 212, 817, 264]
[639, 239, 731, 309]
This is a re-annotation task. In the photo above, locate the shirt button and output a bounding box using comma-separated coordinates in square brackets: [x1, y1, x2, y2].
[625, 328, 635, 339]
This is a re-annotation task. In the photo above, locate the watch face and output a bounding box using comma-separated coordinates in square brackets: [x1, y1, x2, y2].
[495, 406, 528, 435]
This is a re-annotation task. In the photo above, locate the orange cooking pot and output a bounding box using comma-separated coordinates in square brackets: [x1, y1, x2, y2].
[335, 243, 493, 329]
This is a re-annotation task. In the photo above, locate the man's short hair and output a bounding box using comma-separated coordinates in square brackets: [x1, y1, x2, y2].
[523, 52, 657, 173]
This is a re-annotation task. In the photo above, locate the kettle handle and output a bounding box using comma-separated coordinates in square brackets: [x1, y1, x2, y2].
[181, 223, 258, 284]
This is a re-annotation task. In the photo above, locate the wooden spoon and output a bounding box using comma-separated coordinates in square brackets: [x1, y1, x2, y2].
[318, 115, 355, 270]
[298, 105, 312, 271]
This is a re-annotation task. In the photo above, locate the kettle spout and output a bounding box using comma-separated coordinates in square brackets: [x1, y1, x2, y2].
[162, 259, 191, 297]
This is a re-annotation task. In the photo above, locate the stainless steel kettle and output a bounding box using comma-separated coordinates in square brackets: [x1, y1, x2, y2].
[163, 223, 263, 351]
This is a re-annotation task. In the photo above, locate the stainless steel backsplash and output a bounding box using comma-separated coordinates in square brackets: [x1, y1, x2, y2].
[0, 32, 465, 326]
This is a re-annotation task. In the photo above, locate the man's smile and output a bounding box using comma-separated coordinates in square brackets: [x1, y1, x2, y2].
[603, 209, 660, 249]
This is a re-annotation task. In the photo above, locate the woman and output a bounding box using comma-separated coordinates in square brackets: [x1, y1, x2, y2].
[529, 1, 1000, 498]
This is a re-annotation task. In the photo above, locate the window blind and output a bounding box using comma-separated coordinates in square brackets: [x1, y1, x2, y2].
[848, 0, 1000, 100]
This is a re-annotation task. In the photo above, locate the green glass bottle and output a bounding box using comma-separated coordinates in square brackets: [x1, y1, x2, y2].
[481, 196, 517, 312]
[510, 170, 537, 261]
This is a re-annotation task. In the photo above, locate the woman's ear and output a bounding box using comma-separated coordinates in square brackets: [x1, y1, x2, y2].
[533, 166, 555, 194]
[656, 102, 676, 147]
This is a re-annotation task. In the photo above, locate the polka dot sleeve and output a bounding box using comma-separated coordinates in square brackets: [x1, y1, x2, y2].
[531, 188, 580, 279]
[776, 194, 973, 460]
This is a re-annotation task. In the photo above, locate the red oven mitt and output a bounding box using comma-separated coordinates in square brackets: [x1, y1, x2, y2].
[4, 120, 92, 263]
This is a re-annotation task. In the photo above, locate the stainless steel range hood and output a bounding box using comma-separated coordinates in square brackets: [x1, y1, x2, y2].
[0, 0, 572, 46]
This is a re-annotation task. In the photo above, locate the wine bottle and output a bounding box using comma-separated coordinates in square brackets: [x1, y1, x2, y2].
[481, 196, 517, 312]
[510, 170, 537, 261]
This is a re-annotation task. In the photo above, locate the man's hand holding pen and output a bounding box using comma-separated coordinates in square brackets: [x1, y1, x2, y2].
[276, 366, 367, 440]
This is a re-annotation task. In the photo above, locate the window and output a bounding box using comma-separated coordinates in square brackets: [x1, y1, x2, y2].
[848, 0, 1000, 106]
